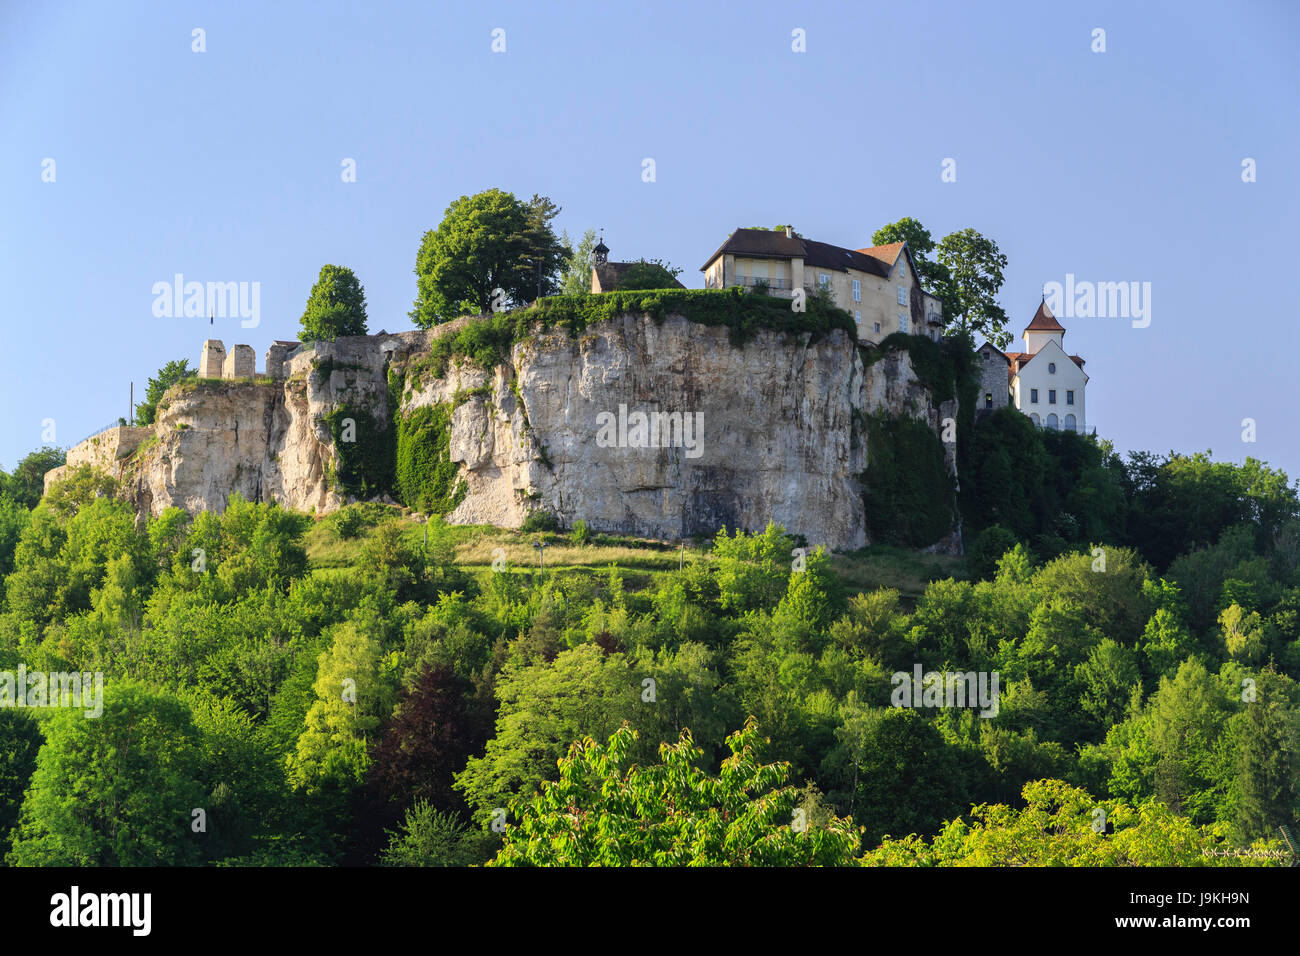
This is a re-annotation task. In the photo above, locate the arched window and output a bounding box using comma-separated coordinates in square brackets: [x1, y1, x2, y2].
[1030, 413, 1041, 426]
[1064, 414, 1077, 432]
[1046, 413, 1059, 430]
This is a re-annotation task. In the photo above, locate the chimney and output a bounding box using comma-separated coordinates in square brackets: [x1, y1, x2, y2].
[785, 226, 794, 239]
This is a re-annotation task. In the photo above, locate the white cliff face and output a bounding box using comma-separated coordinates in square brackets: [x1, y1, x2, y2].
[46, 314, 959, 551]
[406, 316, 869, 548]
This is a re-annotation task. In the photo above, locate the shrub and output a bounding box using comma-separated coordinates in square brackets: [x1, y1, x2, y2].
[330, 502, 400, 540]
[570, 519, 590, 545]
[521, 510, 560, 534]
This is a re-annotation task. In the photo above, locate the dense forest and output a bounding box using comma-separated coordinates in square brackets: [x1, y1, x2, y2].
[0, 368, 1296, 866]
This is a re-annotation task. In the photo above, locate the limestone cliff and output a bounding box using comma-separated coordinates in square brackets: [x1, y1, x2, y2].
[45, 314, 961, 552]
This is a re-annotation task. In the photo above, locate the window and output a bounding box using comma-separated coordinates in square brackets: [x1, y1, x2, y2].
[852, 279, 861, 302]
[984, 393, 993, 408]
[818, 273, 830, 290]
[1030, 388, 1039, 403]
[854, 310, 861, 323]
[1030, 413, 1041, 426]
[898, 312, 909, 334]
[897, 285, 908, 306]
[1049, 389, 1057, 404]
[1048, 362, 1056, 374]
[1046, 413, 1059, 430]
[874, 322, 881, 333]
[1064, 414, 1077, 432]
[1067, 390, 1074, 405]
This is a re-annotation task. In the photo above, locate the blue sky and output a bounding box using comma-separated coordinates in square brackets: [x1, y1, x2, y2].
[2, 0, 1297, 482]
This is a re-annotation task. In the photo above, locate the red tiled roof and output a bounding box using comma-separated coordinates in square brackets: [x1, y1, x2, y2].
[1024, 300, 1066, 333]
[854, 241, 906, 271]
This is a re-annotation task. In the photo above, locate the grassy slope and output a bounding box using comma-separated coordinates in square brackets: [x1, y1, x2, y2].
[304, 515, 965, 600]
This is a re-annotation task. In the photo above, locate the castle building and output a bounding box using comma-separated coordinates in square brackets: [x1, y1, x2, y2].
[198, 339, 300, 381]
[977, 300, 1088, 433]
[698, 227, 944, 344]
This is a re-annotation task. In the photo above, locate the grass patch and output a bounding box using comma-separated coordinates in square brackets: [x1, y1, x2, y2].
[831, 545, 966, 602]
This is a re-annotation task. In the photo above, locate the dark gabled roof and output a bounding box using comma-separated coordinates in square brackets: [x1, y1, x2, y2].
[803, 239, 896, 277]
[700, 228, 910, 279]
[1025, 300, 1066, 333]
[700, 228, 804, 269]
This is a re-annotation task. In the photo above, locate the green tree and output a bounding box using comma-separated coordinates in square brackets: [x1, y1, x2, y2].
[410, 189, 566, 326]
[711, 523, 801, 615]
[516, 194, 570, 301]
[490, 721, 860, 866]
[380, 800, 495, 866]
[7, 682, 207, 866]
[558, 228, 598, 294]
[871, 217, 960, 320]
[286, 620, 400, 802]
[822, 705, 969, 847]
[135, 359, 193, 424]
[1138, 579, 1198, 680]
[0, 712, 41, 855]
[298, 264, 369, 342]
[0, 447, 67, 508]
[935, 228, 1010, 347]
[455, 643, 634, 822]
[1075, 639, 1142, 730]
[0, 495, 30, 589]
[862, 779, 1282, 866]
[1227, 668, 1300, 840]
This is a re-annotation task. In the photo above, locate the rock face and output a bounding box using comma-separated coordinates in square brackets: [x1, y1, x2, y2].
[45, 314, 960, 551]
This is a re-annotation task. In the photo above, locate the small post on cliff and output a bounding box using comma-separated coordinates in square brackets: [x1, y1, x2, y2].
[680, 540, 684, 571]
[129, 382, 134, 426]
